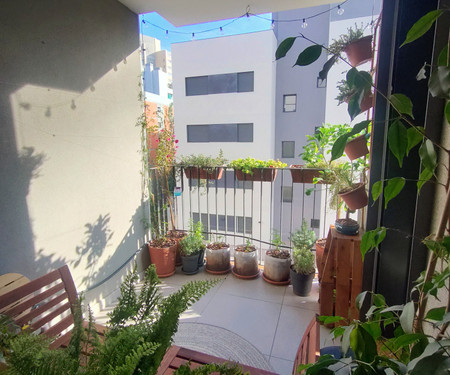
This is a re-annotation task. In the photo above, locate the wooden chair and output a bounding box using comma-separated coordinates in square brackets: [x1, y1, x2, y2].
[0, 265, 105, 350]
[292, 315, 320, 374]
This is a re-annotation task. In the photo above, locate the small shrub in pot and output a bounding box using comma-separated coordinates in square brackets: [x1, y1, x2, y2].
[290, 246, 316, 296]
[179, 221, 204, 274]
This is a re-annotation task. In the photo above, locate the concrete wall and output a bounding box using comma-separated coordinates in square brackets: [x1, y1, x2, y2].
[0, 0, 146, 292]
[172, 30, 277, 161]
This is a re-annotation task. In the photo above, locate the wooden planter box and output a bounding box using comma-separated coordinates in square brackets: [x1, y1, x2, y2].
[184, 167, 223, 180]
[289, 165, 323, 184]
[319, 227, 362, 326]
[235, 168, 278, 182]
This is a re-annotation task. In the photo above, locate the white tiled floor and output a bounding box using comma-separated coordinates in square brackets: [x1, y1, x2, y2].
[89, 268, 330, 375]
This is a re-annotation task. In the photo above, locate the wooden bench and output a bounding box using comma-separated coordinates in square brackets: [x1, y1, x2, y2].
[292, 315, 320, 374]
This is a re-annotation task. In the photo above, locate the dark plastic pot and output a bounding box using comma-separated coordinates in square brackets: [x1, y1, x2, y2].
[290, 268, 315, 296]
[335, 218, 360, 235]
[197, 248, 205, 268]
[181, 253, 200, 274]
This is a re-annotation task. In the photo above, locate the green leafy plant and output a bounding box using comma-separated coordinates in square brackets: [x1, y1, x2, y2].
[178, 150, 227, 169]
[292, 246, 315, 275]
[174, 362, 249, 375]
[328, 23, 368, 56]
[1, 265, 218, 375]
[179, 221, 205, 256]
[290, 220, 316, 249]
[229, 158, 287, 175]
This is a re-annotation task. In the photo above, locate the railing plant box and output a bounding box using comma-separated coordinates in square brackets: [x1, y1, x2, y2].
[184, 167, 224, 180]
[235, 168, 278, 182]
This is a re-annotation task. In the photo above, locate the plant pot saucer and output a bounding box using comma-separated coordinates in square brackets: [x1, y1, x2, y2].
[157, 270, 176, 278]
[181, 267, 200, 275]
[262, 273, 290, 285]
[231, 267, 260, 279]
[205, 266, 231, 275]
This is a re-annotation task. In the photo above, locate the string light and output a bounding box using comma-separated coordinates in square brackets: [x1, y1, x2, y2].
[220, 26, 224, 35]
[191, 32, 195, 40]
[337, 5, 344, 15]
[301, 18, 308, 29]
[271, 19, 275, 29]
[165, 30, 169, 38]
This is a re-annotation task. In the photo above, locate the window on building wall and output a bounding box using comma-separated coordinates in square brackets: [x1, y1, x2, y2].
[156, 105, 164, 129]
[283, 94, 297, 112]
[187, 123, 253, 142]
[282, 141, 295, 158]
[282, 186, 293, 203]
[185, 72, 254, 96]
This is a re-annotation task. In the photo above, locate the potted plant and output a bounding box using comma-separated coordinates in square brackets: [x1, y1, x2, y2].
[290, 246, 316, 296]
[179, 150, 227, 180]
[328, 23, 373, 67]
[344, 134, 370, 160]
[336, 79, 373, 114]
[147, 235, 177, 278]
[292, 123, 351, 184]
[179, 221, 205, 274]
[232, 239, 259, 279]
[167, 229, 187, 266]
[263, 231, 291, 285]
[229, 157, 286, 182]
[205, 239, 231, 274]
[290, 219, 316, 250]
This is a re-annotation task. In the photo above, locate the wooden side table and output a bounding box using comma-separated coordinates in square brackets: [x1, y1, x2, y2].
[319, 227, 363, 324]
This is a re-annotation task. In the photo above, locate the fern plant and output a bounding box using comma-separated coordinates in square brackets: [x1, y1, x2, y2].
[1, 265, 218, 375]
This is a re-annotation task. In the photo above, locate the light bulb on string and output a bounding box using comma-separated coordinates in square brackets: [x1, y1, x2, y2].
[337, 5, 344, 15]
[191, 32, 195, 40]
[220, 27, 224, 35]
[271, 19, 275, 29]
[165, 30, 169, 38]
[246, 12, 250, 21]
[301, 18, 308, 29]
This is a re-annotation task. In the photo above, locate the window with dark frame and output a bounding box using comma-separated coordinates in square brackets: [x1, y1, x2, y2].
[186, 71, 254, 96]
[187, 123, 253, 142]
[283, 94, 296, 112]
[282, 141, 295, 158]
[282, 186, 293, 203]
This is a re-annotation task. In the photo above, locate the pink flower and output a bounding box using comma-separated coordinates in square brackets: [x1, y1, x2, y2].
[175, 140, 179, 143]
[156, 139, 159, 143]
[167, 138, 171, 141]
[176, 146, 179, 148]
[160, 129, 164, 132]
[167, 154, 171, 158]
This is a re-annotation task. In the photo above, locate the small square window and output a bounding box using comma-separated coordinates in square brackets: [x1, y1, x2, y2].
[282, 186, 293, 203]
[283, 94, 296, 112]
[282, 141, 295, 158]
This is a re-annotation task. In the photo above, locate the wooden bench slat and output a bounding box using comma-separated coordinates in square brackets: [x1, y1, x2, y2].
[15, 292, 67, 326]
[42, 314, 74, 339]
[30, 302, 71, 332]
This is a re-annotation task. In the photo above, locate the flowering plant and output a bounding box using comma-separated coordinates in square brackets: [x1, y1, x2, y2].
[229, 157, 286, 175]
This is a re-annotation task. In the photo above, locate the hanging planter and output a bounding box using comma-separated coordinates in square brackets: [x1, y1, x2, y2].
[289, 165, 323, 184]
[148, 239, 177, 278]
[343, 35, 373, 66]
[345, 135, 369, 161]
[184, 167, 223, 180]
[205, 242, 231, 274]
[338, 183, 368, 211]
[235, 168, 278, 182]
[232, 244, 259, 279]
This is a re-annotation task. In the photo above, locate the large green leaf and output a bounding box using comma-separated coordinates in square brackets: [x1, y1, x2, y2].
[425, 307, 446, 321]
[410, 352, 450, 375]
[428, 66, 450, 99]
[384, 177, 405, 208]
[390, 93, 414, 118]
[393, 333, 426, 350]
[408, 340, 450, 371]
[354, 71, 373, 91]
[371, 180, 383, 204]
[360, 227, 386, 261]
[294, 45, 322, 66]
[275, 37, 296, 60]
[319, 55, 338, 80]
[419, 139, 437, 172]
[401, 10, 443, 47]
[341, 325, 354, 356]
[388, 120, 408, 167]
[346, 68, 358, 86]
[406, 127, 424, 156]
[445, 101, 450, 124]
[350, 325, 378, 363]
[331, 133, 349, 161]
[350, 120, 371, 136]
[348, 90, 364, 120]
[399, 301, 415, 334]
[417, 168, 433, 193]
[438, 45, 449, 67]
[355, 291, 369, 311]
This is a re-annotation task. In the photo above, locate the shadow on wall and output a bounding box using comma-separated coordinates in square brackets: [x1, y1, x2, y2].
[0, 0, 138, 278]
[73, 201, 150, 292]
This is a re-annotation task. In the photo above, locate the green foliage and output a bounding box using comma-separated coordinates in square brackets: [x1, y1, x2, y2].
[328, 23, 368, 55]
[401, 10, 443, 47]
[292, 246, 315, 275]
[290, 219, 316, 249]
[1, 265, 218, 375]
[179, 221, 205, 256]
[275, 37, 297, 60]
[229, 157, 286, 174]
[178, 150, 227, 169]
[294, 45, 323, 67]
[174, 362, 249, 374]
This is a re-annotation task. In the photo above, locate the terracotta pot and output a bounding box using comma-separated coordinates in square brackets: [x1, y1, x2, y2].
[148, 243, 176, 277]
[289, 165, 323, 184]
[343, 35, 373, 66]
[360, 92, 374, 113]
[338, 183, 368, 211]
[184, 167, 223, 180]
[315, 238, 326, 280]
[290, 268, 315, 296]
[263, 252, 291, 283]
[167, 231, 186, 266]
[345, 135, 369, 161]
[235, 168, 278, 182]
[205, 245, 231, 273]
[234, 247, 259, 277]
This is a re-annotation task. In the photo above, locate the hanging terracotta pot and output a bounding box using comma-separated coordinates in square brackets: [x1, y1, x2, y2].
[148, 240, 177, 278]
[235, 168, 278, 182]
[360, 92, 374, 112]
[345, 135, 369, 160]
[338, 183, 368, 211]
[343, 35, 373, 66]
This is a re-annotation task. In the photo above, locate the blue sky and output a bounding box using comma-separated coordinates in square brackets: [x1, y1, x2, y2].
[139, 12, 272, 51]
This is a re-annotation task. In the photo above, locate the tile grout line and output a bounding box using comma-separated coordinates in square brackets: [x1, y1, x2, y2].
[196, 276, 227, 318]
[268, 297, 284, 359]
